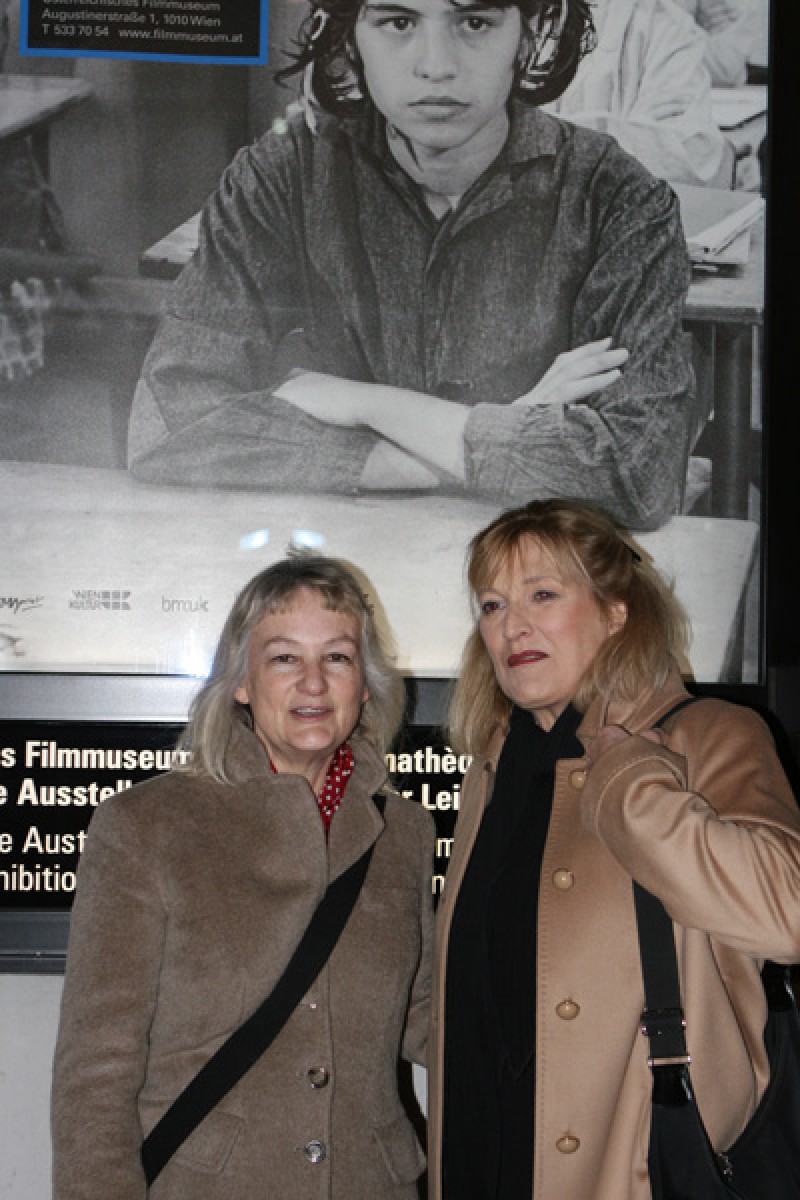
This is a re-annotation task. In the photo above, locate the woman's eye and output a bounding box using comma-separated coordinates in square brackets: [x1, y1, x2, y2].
[271, 653, 295, 663]
[480, 599, 500, 616]
[532, 590, 556, 602]
[327, 652, 352, 663]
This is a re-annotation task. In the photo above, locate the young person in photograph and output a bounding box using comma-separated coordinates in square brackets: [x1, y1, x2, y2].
[545, 0, 730, 186]
[128, 0, 694, 532]
[675, 0, 767, 88]
[672, 0, 769, 190]
[52, 555, 434, 1199]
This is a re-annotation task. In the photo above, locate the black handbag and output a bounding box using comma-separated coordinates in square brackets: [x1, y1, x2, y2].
[633, 700, 800, 1199]
[635, 883, 800, 1199]
[140, 792, 386, 1185]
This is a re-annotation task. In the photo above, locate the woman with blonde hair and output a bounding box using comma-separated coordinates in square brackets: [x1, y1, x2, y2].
[429, 498, 800, 1200]
[53, 554, 434, 1199]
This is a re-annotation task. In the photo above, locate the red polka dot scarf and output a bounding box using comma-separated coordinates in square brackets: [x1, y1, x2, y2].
[315, 741, 354, 837]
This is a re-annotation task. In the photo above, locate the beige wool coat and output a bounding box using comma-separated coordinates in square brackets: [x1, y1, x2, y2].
[52, 726, 435, 1200]
[428, 669, 800, 1200]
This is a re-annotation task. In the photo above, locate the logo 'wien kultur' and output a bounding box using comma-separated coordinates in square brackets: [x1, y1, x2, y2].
[69, 590, 131, 611]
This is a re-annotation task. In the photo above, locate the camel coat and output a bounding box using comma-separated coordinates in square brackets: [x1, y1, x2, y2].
[428, 670, 800, 1200]
[52, 726, 434, 1200]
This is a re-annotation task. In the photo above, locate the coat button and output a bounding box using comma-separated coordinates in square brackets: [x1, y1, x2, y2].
[569, 768, 587, 789]
[303, 1139, 326, 1163]
[556, 1134, 580, 1154]
[308, 1066, 330, 1089]
[556, 999, 580, 1021]
[552, 868, 574, 890]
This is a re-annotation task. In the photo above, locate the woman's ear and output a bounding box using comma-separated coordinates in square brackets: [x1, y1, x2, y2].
[608, 601, 627, 635]
[233, 683, 250, 706]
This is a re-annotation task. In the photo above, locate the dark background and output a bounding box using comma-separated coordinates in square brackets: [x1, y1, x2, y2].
[763, 0, 800, 773]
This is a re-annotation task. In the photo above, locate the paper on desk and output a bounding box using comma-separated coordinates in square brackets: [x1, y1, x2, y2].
[691, 228, 751, 270]
[673, 184, 764, 264]
[711, 86, 767, 130]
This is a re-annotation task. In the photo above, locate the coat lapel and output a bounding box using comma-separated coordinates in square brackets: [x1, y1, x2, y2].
[223, 723, 389, 884]
[326, 737, 387, 883]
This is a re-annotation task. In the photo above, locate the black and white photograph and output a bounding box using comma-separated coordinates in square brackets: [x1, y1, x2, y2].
[0, 0, 769, 685]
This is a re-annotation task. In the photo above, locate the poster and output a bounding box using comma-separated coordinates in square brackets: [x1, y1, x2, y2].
[0, 0, 770, 695]
[0, 722, 460, 910]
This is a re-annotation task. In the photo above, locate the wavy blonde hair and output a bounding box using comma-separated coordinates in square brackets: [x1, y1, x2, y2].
[177, 554, 405, 783]
[448, 499, 689, 755]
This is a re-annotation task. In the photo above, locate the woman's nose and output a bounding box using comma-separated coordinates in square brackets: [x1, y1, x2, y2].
[298, 662, 327, 693]
[503, 601, 531, 641]
[413, 25, 458, 80]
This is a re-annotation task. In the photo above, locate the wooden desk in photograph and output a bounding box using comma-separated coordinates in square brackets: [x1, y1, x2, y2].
[140, 205, 765, 523]
[712, 86, 767, 165]
[0, 462, 757, 683]
[685, 217, 764, 520]
[0, 74, 93, 176]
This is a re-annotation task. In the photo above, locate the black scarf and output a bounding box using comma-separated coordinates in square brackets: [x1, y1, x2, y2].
[442, 703, 584, 1200]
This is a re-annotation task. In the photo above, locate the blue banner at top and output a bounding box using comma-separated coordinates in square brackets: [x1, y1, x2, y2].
[20, 0, 269, 64]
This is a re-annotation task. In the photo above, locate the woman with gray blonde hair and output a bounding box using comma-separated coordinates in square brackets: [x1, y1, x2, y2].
[429, 498, 800, 1200]
[178, 553, 405, 781]
[53, 554, 434, 1200]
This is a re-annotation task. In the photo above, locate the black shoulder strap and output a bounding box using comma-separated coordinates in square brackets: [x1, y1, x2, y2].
[141, 792, 387, 1185]
[652, 694, 698, 733]
[634, 697, 797, 1071]
[633, 882, 690, 1066]
[633, 697, 698, 1066]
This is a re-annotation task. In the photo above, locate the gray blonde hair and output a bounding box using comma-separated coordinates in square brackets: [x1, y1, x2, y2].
[448, 499, 689, 756]
[178, 554, 405, 782]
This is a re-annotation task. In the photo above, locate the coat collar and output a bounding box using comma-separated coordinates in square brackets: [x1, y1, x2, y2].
[221, 720, 389, 882]
[576, 665, 690, 745]
[327, 755, 388, 883]
[221, 720, 275, 785]
[474, 662, 690, 771]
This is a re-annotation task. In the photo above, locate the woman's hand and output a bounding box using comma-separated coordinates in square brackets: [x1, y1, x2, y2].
[584, 724, 664, 764]
[513, 338, 629, 409]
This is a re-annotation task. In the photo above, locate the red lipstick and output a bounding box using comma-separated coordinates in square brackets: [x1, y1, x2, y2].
[507, 651, 546, 667]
